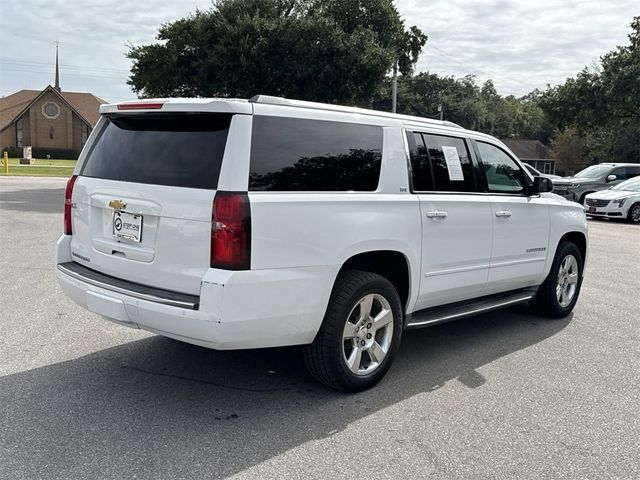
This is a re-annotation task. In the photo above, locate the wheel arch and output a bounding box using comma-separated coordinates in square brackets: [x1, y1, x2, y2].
[627, 201, 640, 222]
[556, 231, 587, 267]
[337, 250, 412, 311]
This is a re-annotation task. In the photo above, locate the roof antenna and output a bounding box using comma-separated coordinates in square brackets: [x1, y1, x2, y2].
[54, 40, 61, 92]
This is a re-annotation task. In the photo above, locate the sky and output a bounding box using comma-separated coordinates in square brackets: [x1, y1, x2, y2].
[0, 0, 637, 102]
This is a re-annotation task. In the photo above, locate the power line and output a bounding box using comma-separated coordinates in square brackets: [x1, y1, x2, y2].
[1, 58, 130, 75]
[0, 89, 134, 101]
[0, 66, 126, 81]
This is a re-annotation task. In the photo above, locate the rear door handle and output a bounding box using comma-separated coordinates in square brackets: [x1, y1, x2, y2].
[426, 211, 448, 218]
[495, 210, 512, 218]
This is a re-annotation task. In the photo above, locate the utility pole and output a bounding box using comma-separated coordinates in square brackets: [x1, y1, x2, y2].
[391, 60, 398, 113]
[438, 102, 443, 121]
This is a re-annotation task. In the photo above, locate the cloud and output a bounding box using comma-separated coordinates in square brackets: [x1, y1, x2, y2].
[398, 0, 637, 95]
[0, 0, 636, 100]
[0, 0, 213, 101]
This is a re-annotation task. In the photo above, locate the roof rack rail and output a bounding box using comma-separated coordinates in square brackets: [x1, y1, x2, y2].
[249, 94, 291, 105]
[248, 94, 464, 129]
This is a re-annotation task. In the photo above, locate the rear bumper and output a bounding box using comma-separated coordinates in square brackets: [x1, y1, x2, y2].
[57, 262, 199, 309]
[56, 236, 336, 350]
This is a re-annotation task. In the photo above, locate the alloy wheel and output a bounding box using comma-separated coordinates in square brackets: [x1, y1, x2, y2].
[556, 254, 579, 307]
[342, 293, 394, 376]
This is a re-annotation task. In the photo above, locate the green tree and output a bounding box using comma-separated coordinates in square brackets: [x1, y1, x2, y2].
[373, 73, 550, 141]
[550, 127, 589, 175]
[517, 90, 554, 143]
[127, 0, 426, 104]
[373, 73, 484, 127]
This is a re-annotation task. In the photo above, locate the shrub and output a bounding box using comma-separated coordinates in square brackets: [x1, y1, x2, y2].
[33, 148, 79, 160]
[1, 146, 23, 158]
[1, 146, 79, 160]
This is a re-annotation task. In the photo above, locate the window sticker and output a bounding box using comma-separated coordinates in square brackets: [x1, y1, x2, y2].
[442, 146, 464, 181]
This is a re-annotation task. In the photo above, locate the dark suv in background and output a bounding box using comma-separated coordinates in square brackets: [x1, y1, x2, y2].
[552, 163, 640, 204]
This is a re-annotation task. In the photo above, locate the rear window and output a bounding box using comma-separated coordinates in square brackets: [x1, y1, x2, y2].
[407, 132, 476, 192]
[249, 116, 383, 191]
[81, 114, 231, 189]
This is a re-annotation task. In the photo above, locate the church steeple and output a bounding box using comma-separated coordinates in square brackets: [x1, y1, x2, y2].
[54, 42, 61, 92]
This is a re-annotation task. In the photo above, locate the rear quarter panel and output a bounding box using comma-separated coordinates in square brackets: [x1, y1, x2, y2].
[246, 118, 422, 314]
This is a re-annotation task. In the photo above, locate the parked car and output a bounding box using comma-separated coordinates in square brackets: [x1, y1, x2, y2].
[523, 163, 561, 180]
[56, 95, 588, 391]
[552, 163, 640, 204]
[584, 176, 640, 223]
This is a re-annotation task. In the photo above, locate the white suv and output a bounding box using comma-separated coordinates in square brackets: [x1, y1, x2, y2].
[56, 95, 588, 391]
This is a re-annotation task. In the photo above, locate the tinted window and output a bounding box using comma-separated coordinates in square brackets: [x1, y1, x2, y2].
[524, 164, 538, 176]
[422, 134, 476, 192]
[81, 114, 231, 189]
[628, 167, 640, 179]
[477, 142, 525, 193]
[612, 167, 640, 180]
[249, 116, 382, 191]
[407, 132, 432, 191]
[611, 168, 627, 180]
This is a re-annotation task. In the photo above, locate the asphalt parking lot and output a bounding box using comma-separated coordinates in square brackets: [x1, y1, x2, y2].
[1, 176, 639, 480]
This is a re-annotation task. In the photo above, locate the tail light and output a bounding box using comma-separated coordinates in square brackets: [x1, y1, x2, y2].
[64, 175, 77, 235]
[117, 102, 165, 110]
[211, 191, 251, 270]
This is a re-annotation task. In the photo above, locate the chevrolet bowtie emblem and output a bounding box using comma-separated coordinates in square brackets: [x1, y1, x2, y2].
[109, 199, 127, 210]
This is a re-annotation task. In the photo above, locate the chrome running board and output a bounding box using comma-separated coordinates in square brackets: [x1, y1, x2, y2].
[405, 287, 538, 330]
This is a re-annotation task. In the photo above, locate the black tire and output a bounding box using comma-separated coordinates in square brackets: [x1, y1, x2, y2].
[303, 270, 403, 392]
[532, 241, 584, 318]
[627, 202, 640, 224]
[579, 193, 591, 205]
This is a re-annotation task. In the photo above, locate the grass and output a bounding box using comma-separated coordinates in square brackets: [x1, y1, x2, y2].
[1, 158, 76, 177]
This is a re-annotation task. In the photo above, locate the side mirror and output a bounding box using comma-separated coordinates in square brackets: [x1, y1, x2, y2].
[606, 174, 617, 182]
[529, 176, 553, 195]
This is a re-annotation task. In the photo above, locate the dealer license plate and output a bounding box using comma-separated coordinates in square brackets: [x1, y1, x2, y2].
[113, 211, 142, 242]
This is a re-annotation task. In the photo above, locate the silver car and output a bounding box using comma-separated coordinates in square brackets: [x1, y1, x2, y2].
[552, 163, 640, 204]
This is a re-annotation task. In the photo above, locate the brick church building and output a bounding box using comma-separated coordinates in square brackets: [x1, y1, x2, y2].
[0, 48, 106, 158]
